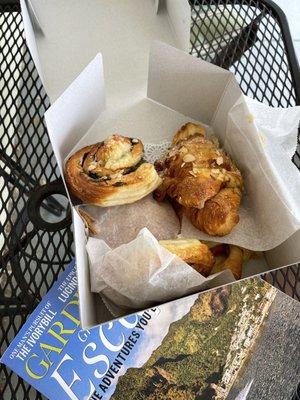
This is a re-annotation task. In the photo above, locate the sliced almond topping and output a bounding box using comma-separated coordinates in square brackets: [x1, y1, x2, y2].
[183, 154, 196, 163]
[216, 156, 223, 165]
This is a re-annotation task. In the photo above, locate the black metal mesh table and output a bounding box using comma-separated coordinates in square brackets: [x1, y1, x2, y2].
[0, 0, 299, 399]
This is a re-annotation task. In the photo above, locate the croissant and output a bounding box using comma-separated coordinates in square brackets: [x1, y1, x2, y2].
[65, 135, 161, 206]
[185, 188, 241, 236]
[155, 123, 243, 236]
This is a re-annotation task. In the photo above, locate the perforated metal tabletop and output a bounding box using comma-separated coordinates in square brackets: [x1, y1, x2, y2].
[0, 1, 299, 399]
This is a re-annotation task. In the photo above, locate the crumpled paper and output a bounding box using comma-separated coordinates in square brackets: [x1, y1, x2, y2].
[86, 228, 234, 312]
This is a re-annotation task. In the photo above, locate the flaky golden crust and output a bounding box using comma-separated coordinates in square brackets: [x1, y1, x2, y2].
[159, 238, 215, 274]
[207, 243, 254, 280]
[210, 245, 244, 279]
[184, 188, 241, 236]
[191, 263, 214, 277]
[155, 123, 243, 236]
[65, 135, 161, 206]
[172, 122, 205, 146]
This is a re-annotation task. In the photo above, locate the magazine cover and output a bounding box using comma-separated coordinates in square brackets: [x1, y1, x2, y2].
[1, 260, 299, 400]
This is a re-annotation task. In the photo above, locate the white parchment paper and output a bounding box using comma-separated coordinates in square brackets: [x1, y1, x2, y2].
[86, 228, 234, 311]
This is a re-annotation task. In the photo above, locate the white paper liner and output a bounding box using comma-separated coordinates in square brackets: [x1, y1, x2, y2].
[87, 228, 235, 312]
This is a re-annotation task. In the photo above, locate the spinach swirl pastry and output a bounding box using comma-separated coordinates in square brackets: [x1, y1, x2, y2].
[64, 135, 161, 206]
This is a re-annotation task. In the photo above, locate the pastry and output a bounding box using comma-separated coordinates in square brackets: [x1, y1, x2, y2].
[159, 238, 215, 276]
[155, 123, 243, 236]
[159, 238, 253, 279]
[184, 188, 241, 236]
[65, 135, 161, 206]
[209, 243, 252, 279]
[79, 195, 180, 248]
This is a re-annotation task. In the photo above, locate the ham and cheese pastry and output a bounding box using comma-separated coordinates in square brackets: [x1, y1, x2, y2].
[155, 123, 243, 236]
[65, 135, 161, 206]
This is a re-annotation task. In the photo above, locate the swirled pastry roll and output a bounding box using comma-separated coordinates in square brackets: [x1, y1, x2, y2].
[65, 135, 161, 206]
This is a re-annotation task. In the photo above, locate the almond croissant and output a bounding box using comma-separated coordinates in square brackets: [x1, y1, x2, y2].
[154, 123, 243, 236]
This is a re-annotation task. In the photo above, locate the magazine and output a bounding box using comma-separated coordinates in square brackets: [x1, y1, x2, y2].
[1, 260, 299, 400]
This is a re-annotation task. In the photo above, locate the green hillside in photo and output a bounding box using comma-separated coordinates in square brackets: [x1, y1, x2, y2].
[112, 279, 275, 400]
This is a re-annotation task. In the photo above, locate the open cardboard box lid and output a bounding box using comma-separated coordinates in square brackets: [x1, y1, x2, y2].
[21, 0, 300, 328]
[21, 0, 191, 103]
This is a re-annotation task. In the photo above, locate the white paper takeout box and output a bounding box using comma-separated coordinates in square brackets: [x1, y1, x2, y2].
[21, 0, 300, 328]
[44, 41, 300, 327]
